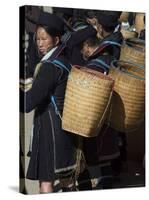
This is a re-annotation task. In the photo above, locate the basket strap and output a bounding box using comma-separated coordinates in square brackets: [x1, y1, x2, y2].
[51, 59, 70, 73]
[121, 68, 145, 80]
[96, 90, 114, 130]
[102, 40, 121, 47]
[87, 58, 110, 73]
[111, 60, 145, 80]
[92, 40, 121, 56]
[113, 60, 145, 69]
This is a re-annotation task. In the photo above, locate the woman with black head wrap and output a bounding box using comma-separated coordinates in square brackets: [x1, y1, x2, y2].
[20, 10, 82, 193]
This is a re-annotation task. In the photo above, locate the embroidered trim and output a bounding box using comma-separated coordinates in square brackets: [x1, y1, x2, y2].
[98, 152, 120, 162]
[48, 109, 77, 174]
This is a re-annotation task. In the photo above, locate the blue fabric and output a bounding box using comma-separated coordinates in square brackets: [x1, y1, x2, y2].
[91, 59, 110, 69]
[50, 59, 70, 116]
[102, 40, 121, 47]
[51, 59, 70, 73]
[51, 95, 60, 116]
[87, 58, 109, 73]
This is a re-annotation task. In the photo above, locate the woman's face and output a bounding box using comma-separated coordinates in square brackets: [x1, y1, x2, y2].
[81, 43, 92, 60]
[36, 27, 56, 55]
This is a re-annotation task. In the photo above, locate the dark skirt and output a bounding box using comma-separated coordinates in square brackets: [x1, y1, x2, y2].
[83, 125, 120, 166]
[26, 105, 78, 182]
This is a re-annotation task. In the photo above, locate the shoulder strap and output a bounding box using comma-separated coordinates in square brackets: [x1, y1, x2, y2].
[51, 59, 70, 73]
[102, 40, 121, 47]
[92, 40, 121, 56]
[73, 21, 88, 31]
[87, 58, 110, 73]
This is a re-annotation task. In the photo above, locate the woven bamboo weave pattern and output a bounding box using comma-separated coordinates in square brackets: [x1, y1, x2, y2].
[120, 39, 145, 66]
[62, 66, 114, 137]
[108, 61, 145, 133]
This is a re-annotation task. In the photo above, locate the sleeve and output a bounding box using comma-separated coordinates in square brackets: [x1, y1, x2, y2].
[21, 62, 57, 113]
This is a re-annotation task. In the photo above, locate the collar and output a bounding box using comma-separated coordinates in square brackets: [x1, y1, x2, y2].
[41, 46, 58, 62]
[113, 24, 120, 33]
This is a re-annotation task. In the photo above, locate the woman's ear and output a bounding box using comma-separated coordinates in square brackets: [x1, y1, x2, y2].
[55, 36, 60, 46]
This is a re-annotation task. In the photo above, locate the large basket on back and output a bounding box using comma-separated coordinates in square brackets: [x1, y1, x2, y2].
[120, 38, 145, 66]
[62, 66, 114, 137]
[107, 60, 145, 133]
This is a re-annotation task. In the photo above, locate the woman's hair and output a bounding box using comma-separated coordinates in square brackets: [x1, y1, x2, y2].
[83, 36, 100, 47]
[40, 25, 64, 38]
[34, 25, 62, 44]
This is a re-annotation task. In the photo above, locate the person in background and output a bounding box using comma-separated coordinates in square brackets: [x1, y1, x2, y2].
[80, 35, 121, 189]
[82, 11, 127, 188]
[62, 8, 97, 191]
[52, 8, 98, 191]
[63, 9, 97, 66]
[95, 11, 128, 182]
[81, 36, 118, 72]
[95, 10, 123, 60]
[64, 9, 123, 190]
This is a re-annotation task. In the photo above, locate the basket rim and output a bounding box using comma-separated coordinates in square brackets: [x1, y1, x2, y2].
[111, 60, 145, 81]
[122, 41, 145, 52]
[126, 38, 145, 45]
[72, 65, 114, 82]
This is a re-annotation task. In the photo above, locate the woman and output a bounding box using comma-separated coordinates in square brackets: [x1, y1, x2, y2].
[96, 11, 123, 60]
[20, 11, 80, 193]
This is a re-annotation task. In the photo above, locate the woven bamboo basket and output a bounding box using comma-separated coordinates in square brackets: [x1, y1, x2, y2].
[135, 13, 145, 34]
[121, 28, 138, 40]
[62, 66, 114, 137]
[119, 12, 129, 22]
[107, 60, 145, 133]
[120, 38, 145, 66]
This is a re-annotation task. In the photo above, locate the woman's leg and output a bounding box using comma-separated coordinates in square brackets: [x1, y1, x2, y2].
[39, 181, 54, 193]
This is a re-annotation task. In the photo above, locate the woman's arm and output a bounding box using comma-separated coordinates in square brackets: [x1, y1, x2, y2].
[20, 62, 56, 113]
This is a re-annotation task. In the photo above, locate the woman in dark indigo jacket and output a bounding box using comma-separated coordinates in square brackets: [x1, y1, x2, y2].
[20, 11, 79, 193]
